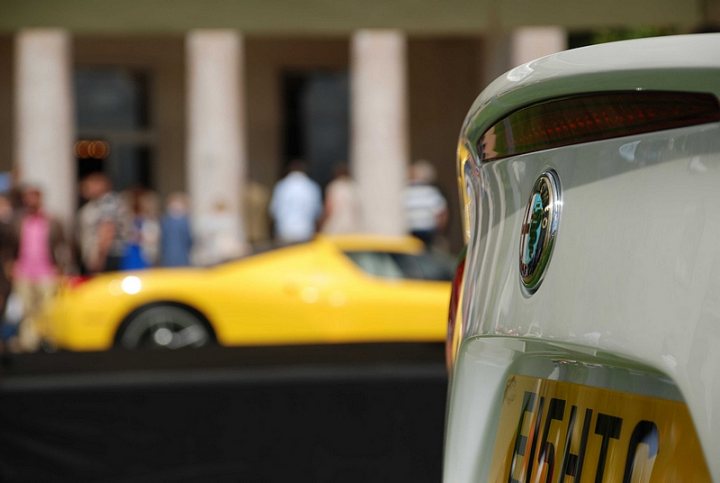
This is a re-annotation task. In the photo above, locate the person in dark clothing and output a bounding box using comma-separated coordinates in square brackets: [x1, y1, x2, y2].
[160, 192, 193, 267]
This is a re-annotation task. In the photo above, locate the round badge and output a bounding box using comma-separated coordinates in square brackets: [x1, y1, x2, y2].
[519, 169, 562, 294]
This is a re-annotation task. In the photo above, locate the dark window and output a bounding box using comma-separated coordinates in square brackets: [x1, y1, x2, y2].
[344, 251, 454, 282]
[75, 69, 149, 131]
[74, 67, 154, 191]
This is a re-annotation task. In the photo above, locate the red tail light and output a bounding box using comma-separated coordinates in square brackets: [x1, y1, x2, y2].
[446, 247, 467, 371]
[479, 91, 720, 162]
[65, 275, 93, 289]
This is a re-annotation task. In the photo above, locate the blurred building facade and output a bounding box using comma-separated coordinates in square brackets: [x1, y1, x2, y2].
[0, 0, 710, 250]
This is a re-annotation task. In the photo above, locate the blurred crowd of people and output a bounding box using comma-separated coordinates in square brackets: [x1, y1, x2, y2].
[76, 173, 193, 273]
[0, 158, 448, 354]
[269, 158, 448, 247]
[0, 173, 198, 353]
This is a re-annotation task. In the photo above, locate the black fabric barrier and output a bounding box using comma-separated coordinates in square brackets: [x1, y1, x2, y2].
[0, 343, 447, 482]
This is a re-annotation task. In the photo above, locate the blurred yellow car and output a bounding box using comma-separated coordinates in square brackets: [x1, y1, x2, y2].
[40, 235, 453, 351]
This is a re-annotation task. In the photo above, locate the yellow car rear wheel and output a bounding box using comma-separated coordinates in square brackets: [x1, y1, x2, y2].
[116, 303, 215, 350]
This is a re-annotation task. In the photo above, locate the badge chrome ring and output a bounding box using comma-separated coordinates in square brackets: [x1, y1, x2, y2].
[519, 169, 562, 295]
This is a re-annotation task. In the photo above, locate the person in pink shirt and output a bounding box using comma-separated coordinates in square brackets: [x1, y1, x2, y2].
[13, 185, 67, 351]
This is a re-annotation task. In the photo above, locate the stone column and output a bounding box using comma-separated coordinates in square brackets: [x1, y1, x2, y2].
[15, 29, 75, 226]
[350, 30, 409, 236]
[186, 30, 247, 258]
[511, 27, 567, 66]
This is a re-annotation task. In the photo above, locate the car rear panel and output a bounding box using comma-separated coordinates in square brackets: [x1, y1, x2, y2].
[445, 34, 720, 482]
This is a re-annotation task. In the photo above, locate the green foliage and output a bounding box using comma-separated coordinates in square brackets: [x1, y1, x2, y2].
[590, 26, 679, 44]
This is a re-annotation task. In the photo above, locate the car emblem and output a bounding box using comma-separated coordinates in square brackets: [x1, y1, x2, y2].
[519, 169, 561, 294]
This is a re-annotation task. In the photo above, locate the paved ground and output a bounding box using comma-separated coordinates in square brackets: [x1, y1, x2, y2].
[0, 343, 447, 482]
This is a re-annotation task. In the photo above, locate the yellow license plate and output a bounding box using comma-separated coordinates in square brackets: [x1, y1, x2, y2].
[489, 375, 710, 482]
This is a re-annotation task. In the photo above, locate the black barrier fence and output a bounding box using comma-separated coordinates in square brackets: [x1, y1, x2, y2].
[0, 343, 447, 482]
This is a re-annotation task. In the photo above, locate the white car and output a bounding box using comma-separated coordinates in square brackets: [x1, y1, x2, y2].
[445, 34, 720, 482]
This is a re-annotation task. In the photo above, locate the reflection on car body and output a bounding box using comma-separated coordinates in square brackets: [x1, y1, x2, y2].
[39, 235, 451, 351]
[444, 34, 720, 482]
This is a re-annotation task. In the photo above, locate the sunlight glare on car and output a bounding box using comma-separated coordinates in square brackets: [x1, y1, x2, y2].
[301, 286, 320, 304]
[120, 276, 143, 295]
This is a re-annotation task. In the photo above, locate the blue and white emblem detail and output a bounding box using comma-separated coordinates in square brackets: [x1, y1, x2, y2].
[519, 170, 561, 294]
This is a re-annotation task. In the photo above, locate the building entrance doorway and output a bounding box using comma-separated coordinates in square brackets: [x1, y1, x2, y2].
[282, 71, 349, 188]
[74, 68, 153, 193]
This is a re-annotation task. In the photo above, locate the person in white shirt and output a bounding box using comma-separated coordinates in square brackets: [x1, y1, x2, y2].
[270, 160, 322, 244]
[404, 160, 448, 248]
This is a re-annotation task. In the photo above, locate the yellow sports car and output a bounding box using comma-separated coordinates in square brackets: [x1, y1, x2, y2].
[40, 235, 452, 351]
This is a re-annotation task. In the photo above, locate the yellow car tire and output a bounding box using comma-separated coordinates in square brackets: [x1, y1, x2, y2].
[115, 303, 215, 350]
